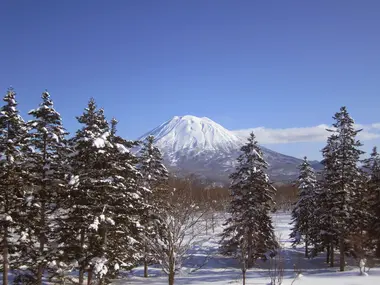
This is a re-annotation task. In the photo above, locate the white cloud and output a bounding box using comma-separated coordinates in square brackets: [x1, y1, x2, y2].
[372, 123, 380, 129]
[233, 123, 380, 144]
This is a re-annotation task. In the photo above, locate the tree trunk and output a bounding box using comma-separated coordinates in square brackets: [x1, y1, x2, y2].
[87, 268, 93, 285]
[37, 201, 46, 285]
[144, 260, 148, 278]
[143, 243, 148, 277]
[37, 138, 48, 285]
[79, 268, 85, 285]
[79, 229, 86, 285]
[168, 271, 175, 285]
[339, 237, 345, 271]
[2, 225, 9, 285]
[330, 243, 334, 267]
[242, 270, 246, 285]
[247, 231, 253, 268]
[326, 244, 330, 264]
[305, 238, 308, 258]
[168, 253, 175, 285]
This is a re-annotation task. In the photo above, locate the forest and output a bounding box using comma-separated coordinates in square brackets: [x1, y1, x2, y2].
[1, 88, 380, 285]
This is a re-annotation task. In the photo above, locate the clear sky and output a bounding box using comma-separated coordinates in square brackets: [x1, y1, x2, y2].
[1, 0, 379, 160]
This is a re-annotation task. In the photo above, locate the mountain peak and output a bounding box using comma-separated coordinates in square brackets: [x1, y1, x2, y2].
[170, 115, 213, 122]
[139, 115, 241, 153]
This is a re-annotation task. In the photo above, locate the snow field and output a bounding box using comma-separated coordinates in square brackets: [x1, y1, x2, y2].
[112, 212, 380, 285]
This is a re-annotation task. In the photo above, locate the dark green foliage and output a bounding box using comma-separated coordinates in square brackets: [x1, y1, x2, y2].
[312, 107, 364, 270]
[363, 147, 380, 256]
[57, 98, 111, 284]
[289, 157, 317, 257]
[220, 132, 277, 270]
[17, 91, 69, 284]
[57, 99, 150, 284]
[138, 135, 169, 276]
[0, 88, 29, 285]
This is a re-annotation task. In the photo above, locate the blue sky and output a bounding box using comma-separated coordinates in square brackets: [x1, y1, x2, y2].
[1, 0, 379, 160]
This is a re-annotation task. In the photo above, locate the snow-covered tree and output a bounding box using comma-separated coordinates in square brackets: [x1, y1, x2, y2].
[320, 106, 364, 271]
[57, 98, 111, 284]
[98, 118, 149, 283]
[0, 88, 28, 285]
[289, 156, 317, 258]
[16, 91, 69, 284]
[309, 179, 333, 264]
[310, 134, 339, 265]
[59, 100, 148, 284]
[363, 147, 380, 257]
[144, 185, 206, 285]
[346, 169, 372, 262]
[220, 132, 277, 281]
[138, 135, 169, 277]
[139, 135, 169, 202]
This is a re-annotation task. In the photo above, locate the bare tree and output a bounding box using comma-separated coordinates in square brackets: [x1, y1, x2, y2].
[269, 233, 285, 285]
[144, 187, 207, 285]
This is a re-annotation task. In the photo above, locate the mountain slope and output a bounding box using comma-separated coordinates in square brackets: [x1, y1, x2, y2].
[138, 115, 320, 184]
[139, 115, 242, 156]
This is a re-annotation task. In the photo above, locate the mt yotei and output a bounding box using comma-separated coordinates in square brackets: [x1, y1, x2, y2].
[138, 115, 320, 183]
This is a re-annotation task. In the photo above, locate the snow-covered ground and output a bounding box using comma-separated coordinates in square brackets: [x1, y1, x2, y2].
[112, 211, 380, 285]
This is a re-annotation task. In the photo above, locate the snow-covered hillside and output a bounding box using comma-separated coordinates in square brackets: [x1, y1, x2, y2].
[138, 115, 320, 183]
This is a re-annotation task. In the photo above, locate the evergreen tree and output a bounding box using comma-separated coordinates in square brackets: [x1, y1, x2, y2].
[139, 135, 169, 202]
[308, 176, 337, 264]
[289, 156, 317, 258]
[317, 134, 340, 266]
[138, 135, 169, 277]
[60, 100, 149, 284]
[0, 88, 28, 285]
[220, 132, 277, 282]
[17, 91, 69, 284]
[323, 106, 364, 271]
[97, 118, 149, 284]
[363, 147, 380, 257]
[347, 169, 371, 260]
[58, 98, 110, 285]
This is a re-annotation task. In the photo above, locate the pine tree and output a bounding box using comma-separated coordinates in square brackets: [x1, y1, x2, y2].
[323, 106, 364, 271]
[17, 91, 69, 284]
[94, 118, 149, 284]
[220, 132, 277, 283]
[308, 176, 336, 264]
[139, 135, 169, 202]
[59, 98, 110, 285]
[347, 169, 371, 261]
[0, 88, 28, 285]
[309, 133, 348, 266]
[60, 100, 149, 284]
[363, 147, 380, 257]
[289, 156, 317, 258]
[138, 135, 169, 277]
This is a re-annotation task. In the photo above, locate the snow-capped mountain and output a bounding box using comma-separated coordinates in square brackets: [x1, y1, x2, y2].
[138, 115, 320, 184]
[139, 115, 242, 157]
